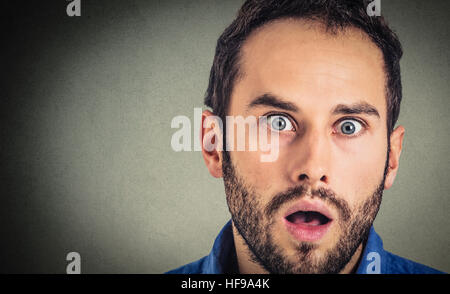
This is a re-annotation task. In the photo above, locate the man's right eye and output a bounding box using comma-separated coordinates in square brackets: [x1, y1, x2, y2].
[267, 114, 295, 132]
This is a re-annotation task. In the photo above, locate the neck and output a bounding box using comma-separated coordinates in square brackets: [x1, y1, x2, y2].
[231, 221, 364, 274]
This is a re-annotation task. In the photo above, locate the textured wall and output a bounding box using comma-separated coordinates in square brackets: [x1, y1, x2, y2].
[1, 0, 449, 273]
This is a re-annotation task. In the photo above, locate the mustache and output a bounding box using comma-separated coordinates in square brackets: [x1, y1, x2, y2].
[264, 184, 351, 222]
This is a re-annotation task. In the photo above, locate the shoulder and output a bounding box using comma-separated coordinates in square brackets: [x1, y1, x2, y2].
[358, 227, 445, 274]
[165, 220, 236, 274]
[165, 256, 209, 274]
[383, 251, 445, 274]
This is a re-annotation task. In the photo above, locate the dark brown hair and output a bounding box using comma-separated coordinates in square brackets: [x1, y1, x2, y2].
[204, 0, 403, 135]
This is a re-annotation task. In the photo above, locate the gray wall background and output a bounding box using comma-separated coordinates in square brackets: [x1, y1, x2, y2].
[1, 0, 449, 273]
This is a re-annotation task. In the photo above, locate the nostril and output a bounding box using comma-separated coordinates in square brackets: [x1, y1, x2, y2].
[299, 174, 308, 180]
[298, 174, 327, 182]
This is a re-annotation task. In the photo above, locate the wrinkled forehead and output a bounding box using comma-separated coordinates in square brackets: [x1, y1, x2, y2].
[231, 18, 387, 118]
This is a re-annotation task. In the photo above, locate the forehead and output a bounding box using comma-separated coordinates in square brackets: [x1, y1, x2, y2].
[231, 18, 386, 116]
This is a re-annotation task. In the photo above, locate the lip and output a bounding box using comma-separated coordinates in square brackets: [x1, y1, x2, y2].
[283, 200, 334, 243]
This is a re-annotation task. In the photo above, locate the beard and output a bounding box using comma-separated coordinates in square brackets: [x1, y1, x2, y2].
[222, 151, 388, 274]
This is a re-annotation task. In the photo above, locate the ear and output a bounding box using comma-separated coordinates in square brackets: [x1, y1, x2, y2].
[201, 110, 223, 178]
[384, 125, 405, 190]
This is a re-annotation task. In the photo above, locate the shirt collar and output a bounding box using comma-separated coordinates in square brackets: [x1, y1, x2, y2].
[205, 220, 385, 274]
[205, 220, 237, 274]
[355, 226, 386, 274]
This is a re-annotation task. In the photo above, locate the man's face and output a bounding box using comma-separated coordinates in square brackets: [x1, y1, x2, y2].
[223, 19, 389, 273]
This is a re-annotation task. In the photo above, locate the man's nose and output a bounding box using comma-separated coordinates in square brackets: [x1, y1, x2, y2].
[288, 129, 332, 189]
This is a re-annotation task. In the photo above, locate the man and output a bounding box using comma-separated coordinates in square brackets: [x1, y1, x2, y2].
[167, 0, 443, 274]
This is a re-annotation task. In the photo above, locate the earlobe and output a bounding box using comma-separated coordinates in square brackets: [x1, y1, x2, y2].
[201, 110, 224, 178]
[384, 125, 405, 190]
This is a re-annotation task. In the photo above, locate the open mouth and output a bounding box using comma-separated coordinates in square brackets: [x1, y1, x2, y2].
[283, 201, 334, 242]
[285, 210, 331, 226]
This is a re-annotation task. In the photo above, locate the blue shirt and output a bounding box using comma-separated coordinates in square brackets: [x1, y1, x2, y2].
[166, 220, 444, 274]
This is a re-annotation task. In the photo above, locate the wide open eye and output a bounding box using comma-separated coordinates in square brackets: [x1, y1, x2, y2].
[267, 115, 295, 132]
[337, 119, 363, 136]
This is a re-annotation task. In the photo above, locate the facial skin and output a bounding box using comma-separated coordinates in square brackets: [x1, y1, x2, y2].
[202, 19, 405, 274]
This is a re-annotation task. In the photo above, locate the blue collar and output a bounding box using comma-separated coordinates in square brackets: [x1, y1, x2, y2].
[167, 220, 443, 274]
[205, 220, 385, 274]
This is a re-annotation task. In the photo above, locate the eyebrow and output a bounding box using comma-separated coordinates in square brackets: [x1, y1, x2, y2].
[247, 93, 380, 118]
[332, 102, 380, 118]
[247, 93, 299, 112]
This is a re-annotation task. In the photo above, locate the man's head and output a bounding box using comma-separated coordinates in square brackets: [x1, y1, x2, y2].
[201, 0, 405, 273]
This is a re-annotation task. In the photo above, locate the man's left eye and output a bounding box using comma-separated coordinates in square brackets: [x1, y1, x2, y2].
[337, 119, 363, 136]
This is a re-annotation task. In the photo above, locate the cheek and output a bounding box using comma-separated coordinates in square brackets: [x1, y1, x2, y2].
[229, 149, 282, 198]
[333, 134, 387, 205]
[226, 125, 294, 192]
